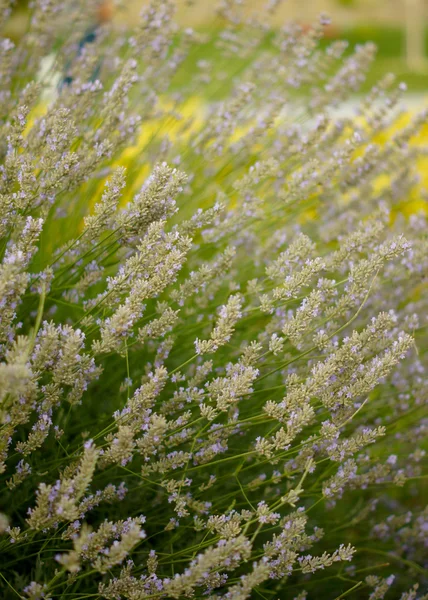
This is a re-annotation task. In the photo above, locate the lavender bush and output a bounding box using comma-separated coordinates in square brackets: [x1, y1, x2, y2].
[0, 1, 427, 598]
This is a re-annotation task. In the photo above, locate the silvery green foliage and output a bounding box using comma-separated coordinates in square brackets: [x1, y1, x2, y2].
[0, 1, 426, 598]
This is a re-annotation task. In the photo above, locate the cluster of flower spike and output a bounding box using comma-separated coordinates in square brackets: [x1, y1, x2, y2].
[0, 0, 427, 598]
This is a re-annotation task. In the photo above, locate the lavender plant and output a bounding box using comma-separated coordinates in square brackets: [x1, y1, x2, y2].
[0, 1, 427, 598]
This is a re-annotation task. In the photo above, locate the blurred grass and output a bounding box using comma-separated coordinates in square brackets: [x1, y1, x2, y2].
[335, 26, 428, 91]
[168, 25, 428, 100]
[2, 7, 428, 93]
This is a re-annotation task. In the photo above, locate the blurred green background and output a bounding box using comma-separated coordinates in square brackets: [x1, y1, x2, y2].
[4, 0, 428, 93]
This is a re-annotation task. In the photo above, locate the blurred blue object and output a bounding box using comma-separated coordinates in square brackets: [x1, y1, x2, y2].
[60, 26, 100, 89]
